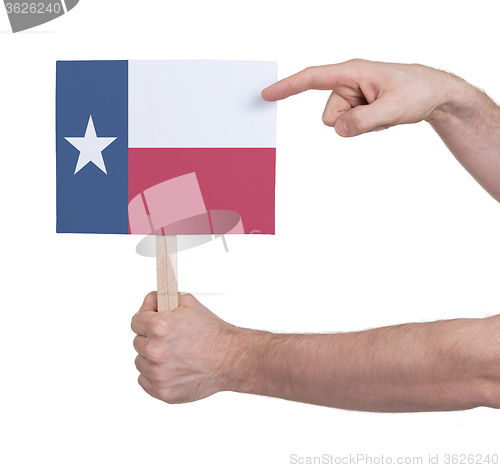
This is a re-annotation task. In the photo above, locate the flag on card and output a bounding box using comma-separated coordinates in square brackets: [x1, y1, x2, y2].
[56, 60, 277, 235]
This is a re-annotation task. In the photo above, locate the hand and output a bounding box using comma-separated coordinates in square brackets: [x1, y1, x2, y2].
[262, 59, 464, 137]
[131, 292, 242, 404]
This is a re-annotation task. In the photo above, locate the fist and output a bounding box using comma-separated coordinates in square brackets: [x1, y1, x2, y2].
[131, 292, 241, 404]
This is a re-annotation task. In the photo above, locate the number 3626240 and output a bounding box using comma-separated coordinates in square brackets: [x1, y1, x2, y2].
[5, 3, 62, 14]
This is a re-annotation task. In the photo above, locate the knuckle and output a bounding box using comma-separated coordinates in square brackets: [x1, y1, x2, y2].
[322, 110, 334, 127]
[138, 374, 147, 389]
[147, 315, 169, 338]
[295, 66, 317, 91]
[345, 58, 368, 79]
[349, 108, 368, 132]
[149, 365, 165, 383]
[147, 381, 165, 401]
[159, 389, 184, 405]
[130, 313, 139, 330]
[179, 292, 196, 307]
[306, 66, 318, 88]
[134, 355, 141, 369]
[347, 58, 364, 65]
[132, 335, 140, 349]
[143, 342, 163, 362]
[158, 388, 171, 402]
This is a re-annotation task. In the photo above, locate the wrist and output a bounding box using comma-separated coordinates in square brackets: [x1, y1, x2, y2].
[220, 326, 280, 395]
[425, 71, 486, 125]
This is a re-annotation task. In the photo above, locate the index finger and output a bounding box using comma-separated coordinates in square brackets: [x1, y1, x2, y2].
[139, 291, 158, 313]
[131, 310, 157, 336]
[131, 292, 158, 336]
[261, 64, 344, 101]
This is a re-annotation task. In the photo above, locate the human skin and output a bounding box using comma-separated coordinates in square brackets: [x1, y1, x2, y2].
[132, 60, 500, 411]
[132, 293, 500, 411]
[261, 59, 500, 203]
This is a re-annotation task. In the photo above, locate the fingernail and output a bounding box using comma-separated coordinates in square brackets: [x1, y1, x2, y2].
[337, 118, 349, 137]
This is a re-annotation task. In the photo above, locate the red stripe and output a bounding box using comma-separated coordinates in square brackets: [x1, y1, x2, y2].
[128, 148, 275, 235]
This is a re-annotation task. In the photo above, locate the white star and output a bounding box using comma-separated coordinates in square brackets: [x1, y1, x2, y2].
[65, 116, 117, 174]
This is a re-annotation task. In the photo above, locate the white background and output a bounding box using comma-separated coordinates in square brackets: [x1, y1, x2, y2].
[1, 1, 499, 467]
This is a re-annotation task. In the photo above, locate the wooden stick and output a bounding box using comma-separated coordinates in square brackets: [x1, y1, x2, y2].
[156, 235, 178, 312]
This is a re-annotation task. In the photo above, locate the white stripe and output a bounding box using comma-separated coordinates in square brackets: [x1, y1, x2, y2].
[128, 61, 277, 148]
[60, 0, 68, 13]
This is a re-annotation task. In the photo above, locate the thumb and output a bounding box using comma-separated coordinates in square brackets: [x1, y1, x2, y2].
[335, 98, 397, 137]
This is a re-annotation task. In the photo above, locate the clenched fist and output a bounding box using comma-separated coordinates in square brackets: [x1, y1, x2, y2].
[131, 292, 247, 404]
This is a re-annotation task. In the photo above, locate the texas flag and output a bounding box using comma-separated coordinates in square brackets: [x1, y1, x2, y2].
[56, 61, 277, 235]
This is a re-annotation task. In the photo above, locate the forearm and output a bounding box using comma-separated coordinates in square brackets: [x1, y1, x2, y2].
[428, 74, 500, 202]
[227, 315, 500, 412]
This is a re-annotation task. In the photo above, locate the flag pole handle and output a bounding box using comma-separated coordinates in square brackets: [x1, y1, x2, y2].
[156, 235, 178, 312]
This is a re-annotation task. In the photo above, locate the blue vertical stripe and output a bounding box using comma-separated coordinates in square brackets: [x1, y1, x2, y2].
[56, 61, 128, 234]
